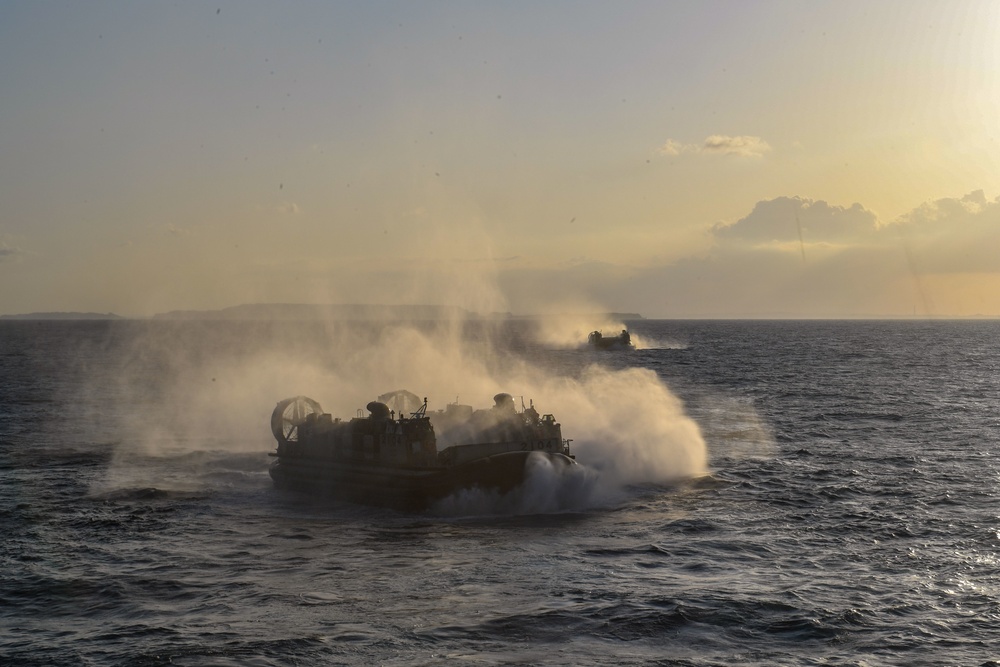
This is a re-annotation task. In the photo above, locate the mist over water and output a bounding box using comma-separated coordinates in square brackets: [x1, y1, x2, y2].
[89, 317, 707, 513]
[630, 333, 689, 350]
[530, 313, 688, 351]
[429, 451, 601, 516]
[532, 314, 628, 348]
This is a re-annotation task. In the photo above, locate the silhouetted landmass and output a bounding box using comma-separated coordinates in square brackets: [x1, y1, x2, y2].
[510, 312, 643, 320]
[151, 304, 643, 321]
[0, 312, 124, 320]
[0, 304, 643, 321]
[151, 303, 485, 321]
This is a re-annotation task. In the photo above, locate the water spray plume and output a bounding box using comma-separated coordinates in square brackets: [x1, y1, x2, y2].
[94, 315, 708, 513]
[538, 366, 708, 485]
[533, 313, 629, 349]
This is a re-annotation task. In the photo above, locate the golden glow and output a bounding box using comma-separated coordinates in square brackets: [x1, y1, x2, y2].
[1, 3, 999, 317]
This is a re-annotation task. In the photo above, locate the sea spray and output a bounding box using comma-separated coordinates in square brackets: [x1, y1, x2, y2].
[536, 365, 708, 486]
[429, 451, 600, 517]
[526, 314, 686, 351]
[532, 313, 630, 349]
[93, 319, 708, 510]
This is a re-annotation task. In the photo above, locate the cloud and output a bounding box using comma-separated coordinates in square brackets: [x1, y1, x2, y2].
[499, 190, 1000, 318]
[277, 202, 302, 215]
[894, 189, 990, 228]
[714, 196, 879, 246]
[658, 139, 687, 156]
[720, 192, 1000, 275]
[712, 191, 1000, 272]
[658, 135, 772, 158]
[888, 190, 1000, 273]
[701, 135, 771, 157]
[0, 243, 26, 261]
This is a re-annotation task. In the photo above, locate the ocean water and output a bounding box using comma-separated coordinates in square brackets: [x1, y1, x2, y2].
[2, 318, 999, 666]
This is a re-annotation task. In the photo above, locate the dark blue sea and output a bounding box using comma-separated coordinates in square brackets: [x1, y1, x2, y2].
[2, 318, 1000, 666]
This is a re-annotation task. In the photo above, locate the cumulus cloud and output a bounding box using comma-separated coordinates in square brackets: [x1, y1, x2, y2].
[711, 191, 1000, 271]
[888, 190, 1000, 273]
[658, 139, 687, 156]
[0, 243, 25, 261]
[500, 190, 1000, 318]
[894, 189, 990, 228]
[277, 202, 301, 215]
[658, 135, 772, 158]
[701, 135, 771, 157]
[714, 196, 879, 247]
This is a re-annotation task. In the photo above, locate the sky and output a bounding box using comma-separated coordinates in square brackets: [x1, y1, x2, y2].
[1, 0, 998, 318]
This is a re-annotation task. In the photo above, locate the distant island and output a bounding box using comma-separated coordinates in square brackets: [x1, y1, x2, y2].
[0, 312, 124, 320]
[152, 303, 492, 320]
[514, 312, 643, 321]
[153, 304, 644, 321]
[1, 304, 644, 321]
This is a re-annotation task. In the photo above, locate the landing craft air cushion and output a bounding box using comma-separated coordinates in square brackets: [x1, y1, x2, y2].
[268, 392, 575, 510]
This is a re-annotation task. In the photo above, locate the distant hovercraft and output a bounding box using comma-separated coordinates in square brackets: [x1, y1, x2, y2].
[588, 329, 634, 350]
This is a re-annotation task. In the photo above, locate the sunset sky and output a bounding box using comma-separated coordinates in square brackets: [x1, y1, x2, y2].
[2, 1, 998, 318]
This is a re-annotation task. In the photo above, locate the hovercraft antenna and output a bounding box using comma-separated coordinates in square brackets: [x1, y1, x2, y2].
[412, 397, 428, 418]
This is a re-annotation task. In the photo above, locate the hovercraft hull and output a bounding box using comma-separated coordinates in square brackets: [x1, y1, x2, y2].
[269, 450, 576, 510]
[267, 393, 574, 511]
